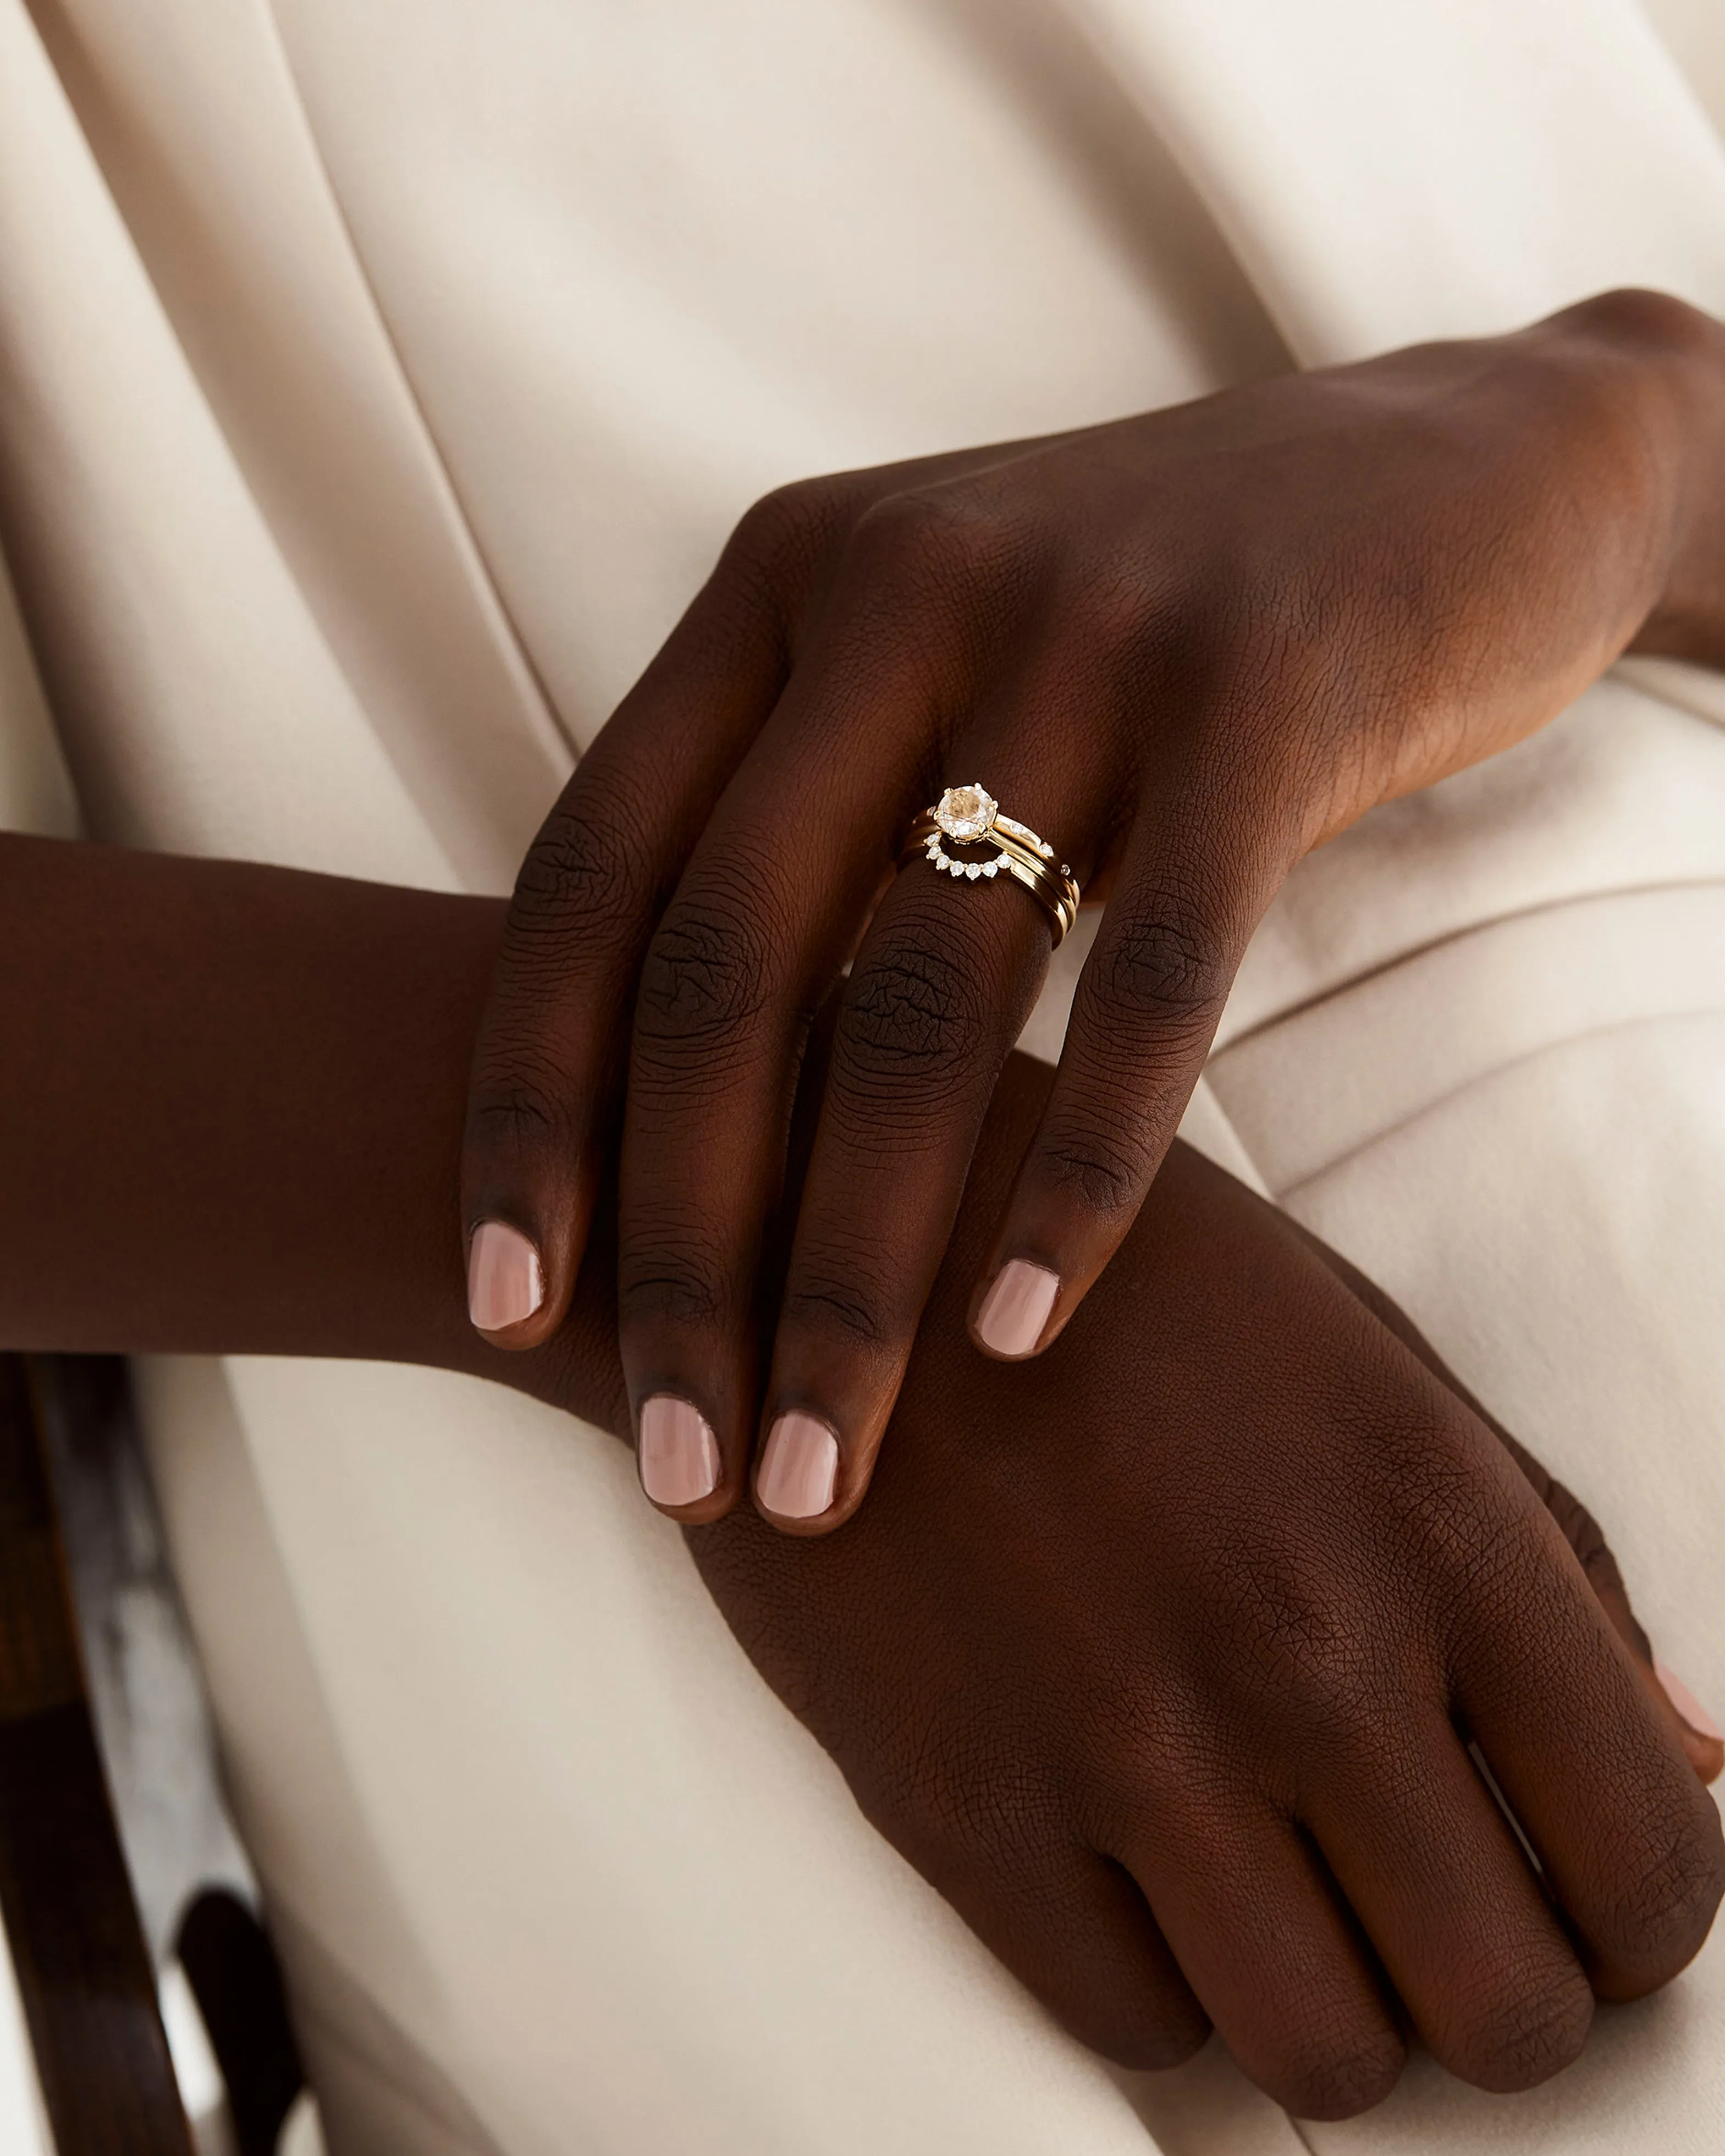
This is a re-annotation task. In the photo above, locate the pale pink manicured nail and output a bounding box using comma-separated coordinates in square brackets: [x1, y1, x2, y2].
[467, 1220, 544, 1333]
[1656, 1657, 1723, 1743]
[638, 1396, 720, 1508]
[757, 1411, 840, 1520]
[974, 1260, 1061, 1358]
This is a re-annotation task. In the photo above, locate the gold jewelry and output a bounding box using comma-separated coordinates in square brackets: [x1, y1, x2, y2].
[900, 785, 1080, 945]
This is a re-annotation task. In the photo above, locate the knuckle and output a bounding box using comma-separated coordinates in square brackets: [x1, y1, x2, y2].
[1085, 885, 1233, 1043]
[1542, 1477, 1612, 1577]
[780, 1221, 918, 1351]
[465, 1057, 570, 1162]
[1237, 1584, 1385, 1747]
[617, 1252, 728, 1337]
[1445, 1964, 1592, 2093]
[1541, 1478, 1641, 1633]
[846, 1739, 1214, 2077]
[1569, 285, 1715, 360]
[1597, 1796, 1725, 1986]
[1025, 1103, 1149, 1220]
[1264, 2015, 1406, 2120]
[635, 888, 780, 1063]
[1051, 550, 1170, 671]
[1365, 1415, 1522, 1633]
[847, 484, 1015, 606]
[840, 1679, 1040, 1861]
[723, 476, 845, 594]
[1073, 1981, 1210, 2075]
[779, 1267, 894, 1351]
[510, 789, 656, 952]
[831, 932, 995, 1115]
[1265, 1620, 1378, 1740]
[1181, 1502, 1414, 1750]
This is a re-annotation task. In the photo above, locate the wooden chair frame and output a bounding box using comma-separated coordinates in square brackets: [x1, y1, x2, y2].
[0, 1352, 193, 2153]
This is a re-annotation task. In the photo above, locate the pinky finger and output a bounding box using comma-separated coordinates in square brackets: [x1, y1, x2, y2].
[971, 808, 1277, 1360]
[927, 1839, 1211, 2072]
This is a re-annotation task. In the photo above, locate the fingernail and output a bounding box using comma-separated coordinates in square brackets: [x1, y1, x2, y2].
[757, 1411, 840, 1520]
[974, 1260, 1060, 1358]
[638, 1396, 721, 1508]
[467, 1220, 544, 1333]
[1656, 1657, 1723, 1743]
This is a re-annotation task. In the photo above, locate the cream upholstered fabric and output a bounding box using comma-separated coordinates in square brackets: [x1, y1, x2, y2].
[1, 2, 1723, 2149]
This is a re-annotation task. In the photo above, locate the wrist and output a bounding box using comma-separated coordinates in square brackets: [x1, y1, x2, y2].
[1566, 289, 1725, 668]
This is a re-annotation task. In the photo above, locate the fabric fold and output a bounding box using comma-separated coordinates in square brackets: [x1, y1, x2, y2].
[1063, 0, 1725, 364]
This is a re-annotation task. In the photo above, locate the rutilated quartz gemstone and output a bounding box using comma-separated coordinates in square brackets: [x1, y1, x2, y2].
[935, 785, 996, 842]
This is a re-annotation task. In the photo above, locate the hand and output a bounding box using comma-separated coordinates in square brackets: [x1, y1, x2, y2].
[690, 1054, 1722, 2116]
[461, 288, 1725, 1531]
[1, 836, 1715, 2116]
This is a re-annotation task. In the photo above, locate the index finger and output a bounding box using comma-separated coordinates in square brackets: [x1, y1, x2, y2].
[460, 537, 795, 1350]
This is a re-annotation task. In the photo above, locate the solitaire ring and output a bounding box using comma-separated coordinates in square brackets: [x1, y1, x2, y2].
[900, 785, 1081, 945]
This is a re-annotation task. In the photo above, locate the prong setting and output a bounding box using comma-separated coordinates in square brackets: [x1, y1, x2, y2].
[907, 785, 1080, 944]
[935, 785, 998, 843]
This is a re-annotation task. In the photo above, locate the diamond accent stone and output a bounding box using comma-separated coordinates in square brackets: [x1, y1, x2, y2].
[964, 861, 983, 880]
[935, 785, 997, 843]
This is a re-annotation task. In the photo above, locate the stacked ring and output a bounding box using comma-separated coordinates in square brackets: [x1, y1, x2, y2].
[900, 785, 1081, 945]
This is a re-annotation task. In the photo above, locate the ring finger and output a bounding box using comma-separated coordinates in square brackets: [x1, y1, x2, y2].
[752, 765, 1083, 1529]
[615, 588, 976, 1520]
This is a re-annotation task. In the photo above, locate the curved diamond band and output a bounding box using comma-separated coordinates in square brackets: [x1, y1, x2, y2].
[900, 785, 1081, 945]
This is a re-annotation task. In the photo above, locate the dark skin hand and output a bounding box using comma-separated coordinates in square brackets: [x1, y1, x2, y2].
[697, 1054, 1722, 2114]
[461, 286, 1725, 1530]
[0, 834, 1717, 2116]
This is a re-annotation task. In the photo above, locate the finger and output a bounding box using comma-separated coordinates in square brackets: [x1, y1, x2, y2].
[460, 489, 825, 1353]
[919, 1838, 1210, 2071]
[1520, 1468, 1725, 1786]
[1644, 1659, 1725, 1784]
[619, 485, 1057, 1521]
[1307, 1714, 1593, 2091]
[1452, 1507, 1725, 2002]
[753, 823, 1058, 1532]
[1116, 1797, 1406, 2120]
[970, 783, 1286, 1363]
[616, 535, 1004, 1520]
[1278, 1212, 1725, 1783]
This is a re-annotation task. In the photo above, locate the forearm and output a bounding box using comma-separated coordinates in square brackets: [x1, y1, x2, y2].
[0, 833, 625, 1426]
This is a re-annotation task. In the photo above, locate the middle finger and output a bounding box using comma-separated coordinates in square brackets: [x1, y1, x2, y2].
[616, 528, 997, 1519]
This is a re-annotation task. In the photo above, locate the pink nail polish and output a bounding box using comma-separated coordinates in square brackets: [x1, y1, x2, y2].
[467, 1220, 544, 1333]
[757, 1411, 839, 1520]
[1656, 1657, 1724, 1743]
[974, 1260, 1060, 1358]
[638, 1396, 721, 1508]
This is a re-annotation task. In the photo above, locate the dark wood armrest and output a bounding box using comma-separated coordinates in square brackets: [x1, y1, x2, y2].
[0, 1353, 193, 2154]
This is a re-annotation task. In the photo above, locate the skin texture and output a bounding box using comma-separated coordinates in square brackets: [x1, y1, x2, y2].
[0, 833, 1717, 2116]
[460, 286, 1725, 1533]
[696, 1069, 1724, 2112]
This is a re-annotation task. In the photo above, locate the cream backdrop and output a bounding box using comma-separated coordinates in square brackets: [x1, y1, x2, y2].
[0, 1, 1723, 2150]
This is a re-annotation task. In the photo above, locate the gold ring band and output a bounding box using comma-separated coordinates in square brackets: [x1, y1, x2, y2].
[900, 785, 1080, 945]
